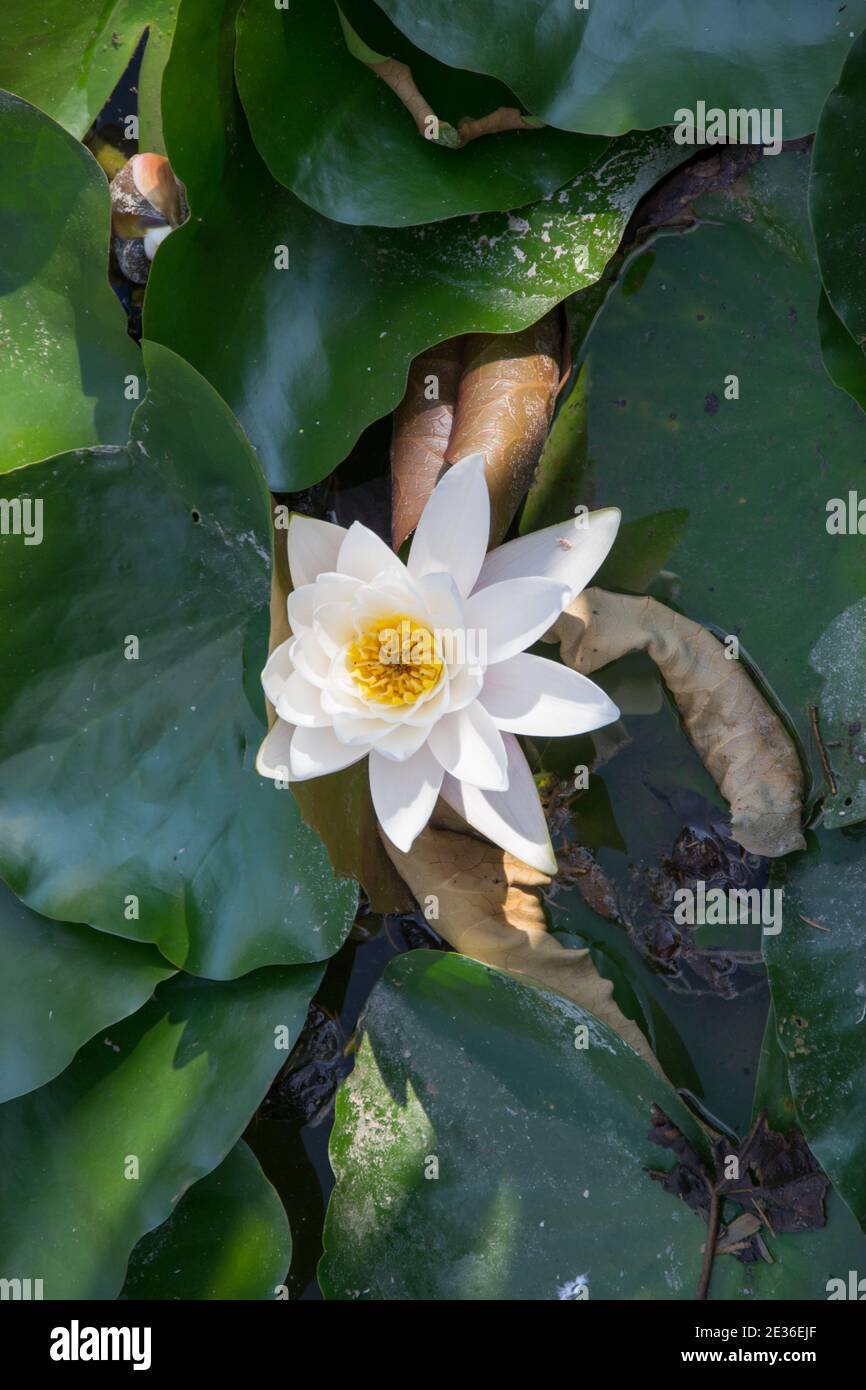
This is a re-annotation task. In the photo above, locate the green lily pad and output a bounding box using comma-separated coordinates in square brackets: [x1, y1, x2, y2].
[765, 829, 866, 1230]
[144, 0, 688, 489]
[374, 0, 856, 137]
[817, 288, 866, 415]
[0, 881, 174, 1104]
[810, 28, 866, 350]
[0, 340, 357, 978]
[0, 91, 139, 471]
[810, 599, 866, 828]
[572, 149, 865, 733]
[235, 0, 606, 227]
[0, 1, 178, 141]
[0, 964, 317, 1299]
[321, 950, 711, 1300]
[121, 1140, 290, 1300]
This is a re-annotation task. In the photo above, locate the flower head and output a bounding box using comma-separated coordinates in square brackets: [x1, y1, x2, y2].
[257, 454, 620, 873]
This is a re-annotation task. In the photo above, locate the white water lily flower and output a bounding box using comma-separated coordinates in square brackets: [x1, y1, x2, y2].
[257, 453, 621, 874]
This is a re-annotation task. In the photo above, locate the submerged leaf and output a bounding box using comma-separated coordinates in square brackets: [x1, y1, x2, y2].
[553, 589, 805, 858]
[647, 1105, 829, 1265]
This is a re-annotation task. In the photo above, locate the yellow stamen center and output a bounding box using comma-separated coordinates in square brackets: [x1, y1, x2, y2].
[348, 615, 442, 706]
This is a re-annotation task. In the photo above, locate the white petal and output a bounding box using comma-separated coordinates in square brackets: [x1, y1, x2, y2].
[290, 725, 369, 780]
[287, 584, 315, 636]
[256, 719, 294, 780]
[474, 507, 620, 602]
[370, 743, 443, 853]
[479, 652, 619, 735]
[290, 634, 330, 688]
[463, 577, 570, 665]
[428, 700, 508, 791]
[338, 521, 403, 582]
[261, 639, 294, 708]
[315, 606, 357, 657]
[443, 666, 484, 712]
[441, 733, 557, 875]
[274, 671, 328, 727]
[374, 720, 435, 761]
[407, 453, 490, 597]
[288, 515, 346, 588]
[311, 573, 361, 610]
[331, 712, 393, 746]
[351, 571, 433, 630]
[416, 570, 465, 632]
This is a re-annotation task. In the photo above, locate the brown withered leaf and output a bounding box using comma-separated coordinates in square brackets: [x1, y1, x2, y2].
[390, 338, 464, 549]
[716, 1112, 829, 1235]
[646, 1105, 829, 1265]
[390, 315, 563, 550]
[381, 811, 664, 1075]
[445, 313, 563, 545]
[714, 1212, 764, 1258]
[552, 588, 805, 858]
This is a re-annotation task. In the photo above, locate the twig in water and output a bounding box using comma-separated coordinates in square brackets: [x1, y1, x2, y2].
[799, 914, 830, 933]
[809, 704, 838, 797]
[696, 1182, 721, 1301]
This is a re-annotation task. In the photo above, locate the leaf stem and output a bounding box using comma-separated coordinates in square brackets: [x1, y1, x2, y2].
[697, 1186, 720, 1301]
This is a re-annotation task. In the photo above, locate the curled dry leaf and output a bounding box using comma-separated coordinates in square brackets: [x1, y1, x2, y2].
[381, 814, 664, 1076]
[390, 338, 464, 549]
[390, 313, 563, 548]
[552, 588, 805, 858]
[445, 314, 563, 544]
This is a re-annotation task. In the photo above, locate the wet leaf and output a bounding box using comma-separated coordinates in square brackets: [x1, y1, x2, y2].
[810, 29, 866, 353]
[816, 288, 866, 415]
[235, 0, 606, 227]
[374, 0, 854, 137]
[809, 599, 866, 828]
[0, 881, 174, 1104]
[0, 92, 139, 470]
[321, 950, 707, 1299]
[765, 829, 866, 1229]
[0, 341, 357, 978]
[121, 1141, 290, 1300]
[144, 0, 688, 489]
[554, 149, 865, 777]
[0, 965, 318, 1299]
[0, 2, 179, 140]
